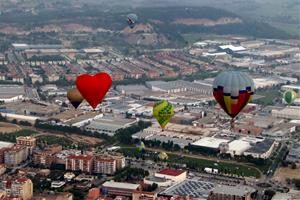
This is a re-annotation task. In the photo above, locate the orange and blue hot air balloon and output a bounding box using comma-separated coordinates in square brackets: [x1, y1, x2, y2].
[213, 71, 254, 120]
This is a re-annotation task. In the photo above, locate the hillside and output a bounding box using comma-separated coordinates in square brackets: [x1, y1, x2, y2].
[0, 6, 294, 49]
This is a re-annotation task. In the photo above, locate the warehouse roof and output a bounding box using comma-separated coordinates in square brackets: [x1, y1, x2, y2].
[212, 185, 255, 196]
[102, 181, 140, 190]
[192, 137, 229, 149]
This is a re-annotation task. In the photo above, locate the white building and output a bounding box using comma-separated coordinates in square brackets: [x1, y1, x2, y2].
[191, 137, 230, 152]
[85, 117, 137, 136]
[272, 106, 300, 120]
[244, 139, 276, 159]
[227, 140, 251, 157]
[0, 85, 25, 103]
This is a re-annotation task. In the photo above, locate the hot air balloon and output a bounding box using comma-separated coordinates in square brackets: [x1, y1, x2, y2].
[153, 100, 174, 130]
[158, 152, 168, 160]
[76, 72, 112, 110]
[67, 88, 84, 109]
[283, 90, 297, 104]
[213, 71, 254, 124]
[137, 141, 145, 152]
[126, 13, 138, 29]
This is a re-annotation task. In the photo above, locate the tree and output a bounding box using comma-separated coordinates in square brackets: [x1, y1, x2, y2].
[264, 189, 276, 198]
[294, 179, 300, 189]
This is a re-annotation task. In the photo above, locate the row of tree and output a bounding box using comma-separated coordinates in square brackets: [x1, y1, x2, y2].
[35, 120, 151, 145]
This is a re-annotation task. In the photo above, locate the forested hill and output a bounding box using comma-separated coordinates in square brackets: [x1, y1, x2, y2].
[0, 6, 293, 40]
[132, 7, 292, 39]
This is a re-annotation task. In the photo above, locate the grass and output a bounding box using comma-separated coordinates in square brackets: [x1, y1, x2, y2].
[120, 147, 261, 178]
[36, 135, 73, 148]
[168, 154, 261, 178]
[254, 87, 281, 106]
[0, 129, 37, 143]
[182, 33, 204, 45]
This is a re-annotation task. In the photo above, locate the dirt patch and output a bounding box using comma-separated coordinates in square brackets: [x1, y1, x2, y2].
[69, 134, 103, 145]
[0, 122, 21, 133]
[273, 167, 300, 184]
[35, 132, 102, 145]
[172, 17, 242, 26]
[122, 23, 154, 33]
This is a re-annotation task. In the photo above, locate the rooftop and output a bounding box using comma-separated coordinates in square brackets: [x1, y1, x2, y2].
[0, 85, 25, 98]
[161, 178, 215, 199]
[192, 137, 229, 149]
[219, 45, 246, 51]
[158, 169, 185, 176]
[67, 154, 93, 161]
[245, 139, 275, 154]
[0, 141, 14, 149]
[228, 140, 251, 152]
[102, 181, 140, 190]
[212, 185, 255, 196]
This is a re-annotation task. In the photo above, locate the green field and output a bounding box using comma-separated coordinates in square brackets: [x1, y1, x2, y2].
[120, 147, 261, 178]
[254, 87, 281, 106]
[0, 129, 37, 143]
[168, 155, 261, 178]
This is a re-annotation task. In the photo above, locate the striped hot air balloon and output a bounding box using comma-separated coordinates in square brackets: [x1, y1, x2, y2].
[153, 100, 174, 130]
[213, 71, 254, 119]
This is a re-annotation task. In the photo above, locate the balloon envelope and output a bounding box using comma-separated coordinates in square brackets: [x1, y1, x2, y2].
[283, 90, 297, 104]
[76, 72, 112, 109]
[213, 71, 254, 118]
[127, 13, 138, 28]
[67, 88, 84, 109]
[137, 141, 145, 152]
[153, 100, 174, 129]
[158, 152, 168, 160]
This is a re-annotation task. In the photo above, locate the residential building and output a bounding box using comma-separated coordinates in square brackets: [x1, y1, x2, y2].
[33, 144, 62, 167]
[66, 154, 93, 173]
[0, 142, 14, 164]
[111, 154, 126, 170]
[93, 156, 116, 175]
[4, 145, 28, 167]
[16, 136, 36, 155]
[0, 165, 5, 175]
[33, 192, 73, 200]
[0, 178, 33, 200]
[86, 188, 100, 200]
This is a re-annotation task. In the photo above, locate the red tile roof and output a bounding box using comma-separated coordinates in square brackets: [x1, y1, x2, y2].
[67, 154, 93, 161]
[16, 177, 29, 183]
[158, 168, 185, 176]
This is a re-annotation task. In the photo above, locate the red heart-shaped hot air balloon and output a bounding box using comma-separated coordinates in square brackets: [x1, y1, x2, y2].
[76, 72, 112, 109]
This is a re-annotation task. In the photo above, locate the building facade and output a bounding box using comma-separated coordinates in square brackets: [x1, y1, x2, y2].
[0, 178, 33, 200]
[4, 145, 28, 167]
[16, 136, 36, 155]
[66, 154, 93, 173]
[93, 156, 116, 175]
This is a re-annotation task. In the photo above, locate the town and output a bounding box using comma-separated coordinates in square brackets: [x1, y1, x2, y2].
[0, 1, 299, 200]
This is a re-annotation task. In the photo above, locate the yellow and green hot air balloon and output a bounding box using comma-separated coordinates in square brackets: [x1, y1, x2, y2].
[283, 90, 297, 104]
[158, 152, 168, 160]
[153, 100, 174, 130]
[137, 141, 145, 152]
